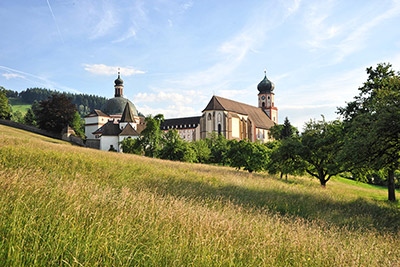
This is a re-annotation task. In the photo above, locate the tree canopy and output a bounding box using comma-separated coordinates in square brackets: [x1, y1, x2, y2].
[0, 87, 11, 120]
[338, 63, 400, 201]
[36, 94, 77, 133]
[297, 118, 344, 187]
[138, 114, 164, 157]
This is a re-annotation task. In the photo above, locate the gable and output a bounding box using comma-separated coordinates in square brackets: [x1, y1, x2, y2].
[203, 95, 275, 130]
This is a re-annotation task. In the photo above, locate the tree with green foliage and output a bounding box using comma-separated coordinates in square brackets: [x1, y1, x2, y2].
[267, 137, 305, 180]
[338, 63, 400, 201]
[71, 111, 85, 139]
[139, 114, 164, 157]
[36, 94, 77, 133]
[0, 87, 11, 120]
[23, 108, 37, 126]
[11, 110, 24, 123]
[226, 139, 268, 173]
[159, 130, 196, 162]
[191, 139, 211, 163]
[205, 132, 229, 165]
[297, 118, 344, 187]
[120, 137, 143, 154]
[269, 117, 298, 140]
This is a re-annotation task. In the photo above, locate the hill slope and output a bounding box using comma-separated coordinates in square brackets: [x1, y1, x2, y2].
[0, 125, 399, 266]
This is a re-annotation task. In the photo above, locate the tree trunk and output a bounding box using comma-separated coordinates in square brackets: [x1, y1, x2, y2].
[388, 167, 396, 202]
[318, 170, 327, 188]
[280, 172, 283, 179]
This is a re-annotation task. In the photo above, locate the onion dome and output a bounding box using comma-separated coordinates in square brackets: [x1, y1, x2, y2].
[114, 73, 123, 86]
[257, 70, 275, 93]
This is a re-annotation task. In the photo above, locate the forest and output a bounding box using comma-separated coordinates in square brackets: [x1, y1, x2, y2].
[5, 87, 108, 117]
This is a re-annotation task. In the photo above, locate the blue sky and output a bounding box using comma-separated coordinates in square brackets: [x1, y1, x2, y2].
[1, 0, 400, 129]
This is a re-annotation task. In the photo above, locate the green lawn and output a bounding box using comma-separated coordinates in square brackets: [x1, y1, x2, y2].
[0, 124, 399, 266]
[8, 97, 31, 114]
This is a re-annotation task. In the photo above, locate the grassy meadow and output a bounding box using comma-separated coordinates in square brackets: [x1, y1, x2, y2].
[8, 98, 31, 115]
[0, 124, 399, 266]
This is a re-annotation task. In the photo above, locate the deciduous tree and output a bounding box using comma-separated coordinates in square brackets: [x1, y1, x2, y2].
[338, 63, 400, 201]
[0, 87, 11, 120]
[298, 118, 344, 187]
[36, 94, 77, 133]
[159, 129, 196, 162]
[139, 114, 164, 157]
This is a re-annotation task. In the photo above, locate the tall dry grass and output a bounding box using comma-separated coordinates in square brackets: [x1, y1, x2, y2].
[0, 125, 399, 266]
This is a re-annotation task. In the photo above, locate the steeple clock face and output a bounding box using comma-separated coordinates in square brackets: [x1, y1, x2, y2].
[261, 95, 266, 100]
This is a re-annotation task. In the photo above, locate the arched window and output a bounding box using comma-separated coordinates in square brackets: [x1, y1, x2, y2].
[262, 102, 265, 107]
[218, 124, 222, 135]
[208, 113, 212, 120]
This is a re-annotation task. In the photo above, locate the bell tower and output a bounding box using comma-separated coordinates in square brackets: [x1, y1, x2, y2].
[257, 69, 278, 124]
[114, 68, 124, 97]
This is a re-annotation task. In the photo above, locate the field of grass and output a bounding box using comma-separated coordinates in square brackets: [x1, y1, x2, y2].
[0, 124, 399, 266]
[8, 98, 31, 114]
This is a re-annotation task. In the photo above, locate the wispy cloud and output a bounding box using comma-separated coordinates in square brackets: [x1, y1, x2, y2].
[46, 0, 64, 43]
[334, 2, 400, 63]
[0, 65, 80, 93]
[112, 27, 136, 43]
[90, 7, 118, 39]
[303, 1, 341, 50]
[303, 0, 400, 63]
[83, 64, 145, 76]
[2, 73, 25, 80]
[286, 0, 302, 17]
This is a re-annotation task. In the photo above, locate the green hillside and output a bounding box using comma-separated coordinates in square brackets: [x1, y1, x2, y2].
[0, 124, 399, 266]
[8, 97, 30, 114]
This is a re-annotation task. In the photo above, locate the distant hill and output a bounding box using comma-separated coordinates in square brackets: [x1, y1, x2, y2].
[0, 124, 399, 266]
[5, 87, 108, 117]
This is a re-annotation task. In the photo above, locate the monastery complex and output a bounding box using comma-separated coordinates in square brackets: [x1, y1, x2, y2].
[84, 71, 278, 152]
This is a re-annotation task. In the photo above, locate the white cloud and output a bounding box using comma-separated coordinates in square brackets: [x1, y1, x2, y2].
[137, 104, 198, 118]
[133, 91, 193, 105]
[83, 64, 145, 76]
[2, 73, 25, 80]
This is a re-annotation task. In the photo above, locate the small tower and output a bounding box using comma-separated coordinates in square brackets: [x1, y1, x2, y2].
[114, 69, 124, 97]
[257, 69, 278, 124]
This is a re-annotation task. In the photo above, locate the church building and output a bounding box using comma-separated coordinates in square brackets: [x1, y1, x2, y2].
[85, 70, 278, 151]
[84, 72, 145, 151]
[161, 70, 277, 143]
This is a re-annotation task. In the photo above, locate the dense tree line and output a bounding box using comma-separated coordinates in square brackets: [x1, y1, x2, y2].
[7, 87, 107, 117]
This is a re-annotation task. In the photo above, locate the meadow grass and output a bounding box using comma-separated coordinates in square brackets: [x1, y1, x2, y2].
[0, 124, 399, 266]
